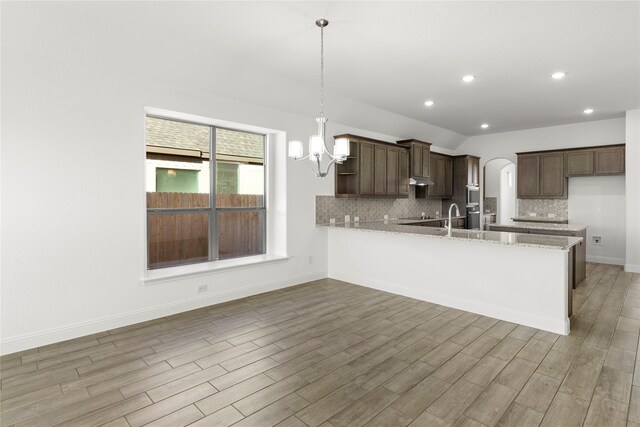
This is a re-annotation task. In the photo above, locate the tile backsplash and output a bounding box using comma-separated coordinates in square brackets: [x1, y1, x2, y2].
[316, 188, 443, 224]
[517, 199, 568, 218]
[484, 197, 497, 214]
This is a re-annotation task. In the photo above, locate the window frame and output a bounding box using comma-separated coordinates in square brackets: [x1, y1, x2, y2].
[145, 114, 267, 270]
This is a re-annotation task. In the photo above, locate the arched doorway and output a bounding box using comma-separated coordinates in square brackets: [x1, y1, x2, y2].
[484, 158, 516, 226]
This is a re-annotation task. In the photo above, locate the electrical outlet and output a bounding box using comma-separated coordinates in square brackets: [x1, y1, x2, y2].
[345, 215, 350, 223]
[329, 218, 336, 224]
[354, 216, 360, 222]
[548, 213, 556, 218]
[592, 235, 603, 245]
[308, 256, 313, 264]
[384, 214, 389, 220]
[197, 284, 208, 293]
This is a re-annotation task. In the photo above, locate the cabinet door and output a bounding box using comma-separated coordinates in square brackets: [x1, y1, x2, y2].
[427, 155, 439, 197]
[386, 148, 399, 196]
[398, 149, 409, 196]
[374, 145, 387, 195]
[443, 157, 453, 197]
[595, 146, 625, 175]
[359, 142, 375, 196]
[567, 150, 594, 176]
[421, 146, 431, 178]
[540, 153, 567, 198]
[412, 144, 422, 178]
[437, 157, 447, 196]
[517, 154, 540, 198]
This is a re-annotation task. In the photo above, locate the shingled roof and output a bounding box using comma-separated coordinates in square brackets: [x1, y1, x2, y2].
[145, 116, 264, 159]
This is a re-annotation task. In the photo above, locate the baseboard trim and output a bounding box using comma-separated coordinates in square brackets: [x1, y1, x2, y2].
[587, 255, 625, 266]
[625, 263, 640, 273]
[1, 272, 326, 355]
[330, 270, 569, 335]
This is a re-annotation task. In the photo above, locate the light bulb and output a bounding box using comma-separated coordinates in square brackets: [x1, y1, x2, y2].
[288, 140, 303, 159]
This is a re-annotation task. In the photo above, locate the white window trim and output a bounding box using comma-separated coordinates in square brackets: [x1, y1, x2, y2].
[142, 254, 290, 285]
[142, 107, 288, 284]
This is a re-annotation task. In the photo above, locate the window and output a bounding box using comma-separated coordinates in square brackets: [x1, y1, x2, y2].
[145, 116, 266, 269]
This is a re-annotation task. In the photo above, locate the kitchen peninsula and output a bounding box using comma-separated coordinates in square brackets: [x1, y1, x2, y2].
[323, 220, 583, 335]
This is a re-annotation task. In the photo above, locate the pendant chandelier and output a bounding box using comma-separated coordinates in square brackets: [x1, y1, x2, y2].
[288, 19, 350, 177]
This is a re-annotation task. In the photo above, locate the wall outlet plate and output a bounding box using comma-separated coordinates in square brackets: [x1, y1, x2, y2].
[592, 235, 603, 245]
[329, 218, 336, 224]
[529, 213, 537, 217]
[548, 213, 556, 217]
[354, 216, 360, 222]
[384, 215, 389, 220]
[197, 284, 208, 293]
[345, 215, 350, 223]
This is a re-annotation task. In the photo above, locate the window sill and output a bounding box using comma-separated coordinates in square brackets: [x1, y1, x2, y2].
[142, 254, 290, 285]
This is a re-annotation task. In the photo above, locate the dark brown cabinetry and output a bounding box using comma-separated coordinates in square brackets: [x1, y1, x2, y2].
[517, 152, 567, 199]
[595, 145, 625, 175]
[397, 139, 432, 180]
[398, 150, 410, 196]
[334, 134, 410, 199]
[566, 150, 594, 176]
[417, 152, 453, 199]
[427, 153, 454, 198]
[518, 144, 625, 199]
[566, 145, 625, 177]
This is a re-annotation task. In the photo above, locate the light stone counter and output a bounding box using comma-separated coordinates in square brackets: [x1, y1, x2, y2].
[512, 216, 568, 223]
[320, 220, 582, 251]
[492, 221, 586, 232]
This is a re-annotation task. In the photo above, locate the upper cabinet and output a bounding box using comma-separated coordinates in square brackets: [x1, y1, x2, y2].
[594, 145, 625, 175]
[517, 152, 567, 199]
[397, 139, 432, 179]
[518, 144, 625, 199]
[334, 134, 409, 198]
[566, 145, 625, 176]
[427, 153, 453, 198]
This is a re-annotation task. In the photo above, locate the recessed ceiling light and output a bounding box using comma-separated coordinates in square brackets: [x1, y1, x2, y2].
[481, 123, 489, 129]
[424, 100, 434, 107]
[551, 71, 566, 80]
[462, 75, 475, 83]
[583, 108, 594, 114]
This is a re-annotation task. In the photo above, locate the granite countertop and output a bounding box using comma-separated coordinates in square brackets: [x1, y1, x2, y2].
[512, 216, 568, 223]
[395, 216, 465, 224]
[320, 220, 583, 251]
[492, 221, 587, 232]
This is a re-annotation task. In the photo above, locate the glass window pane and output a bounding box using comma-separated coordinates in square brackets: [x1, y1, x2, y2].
[148, 212, 209, 269]
[217, 210, 265, 260]
[146, 117, 210, 208]
[216, 128, 264, 208]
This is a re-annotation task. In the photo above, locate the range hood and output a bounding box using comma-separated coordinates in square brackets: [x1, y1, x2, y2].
[409, 177, 434, 186]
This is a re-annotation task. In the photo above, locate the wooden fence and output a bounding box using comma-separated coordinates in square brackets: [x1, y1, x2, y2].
[147, 193, 264, 269]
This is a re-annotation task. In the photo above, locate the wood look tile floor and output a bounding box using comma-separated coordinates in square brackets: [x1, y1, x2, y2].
[1, 263, 639, 427]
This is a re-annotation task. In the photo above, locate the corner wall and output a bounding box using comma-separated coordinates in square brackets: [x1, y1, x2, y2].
[626, 110, 640, 272]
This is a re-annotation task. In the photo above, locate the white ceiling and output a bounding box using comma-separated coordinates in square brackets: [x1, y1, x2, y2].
[4, 1, 640, 139]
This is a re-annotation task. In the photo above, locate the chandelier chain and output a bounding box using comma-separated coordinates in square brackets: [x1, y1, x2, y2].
[320, 24, 324, 117]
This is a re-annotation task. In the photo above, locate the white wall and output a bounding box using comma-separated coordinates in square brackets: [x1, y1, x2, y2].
[484, 158, 511, 198]
[568, 176, 626, 265]
[626, 110, 640, 273]
[499, 164, 516, 224]
[0, 5, 415, 353]
[457, 118, 630, 265]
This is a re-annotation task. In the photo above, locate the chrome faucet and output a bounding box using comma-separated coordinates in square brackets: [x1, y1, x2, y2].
[446, 203, 460, 236]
